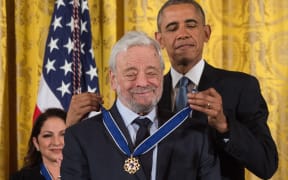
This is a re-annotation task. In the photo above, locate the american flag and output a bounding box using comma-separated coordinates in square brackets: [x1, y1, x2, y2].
[33, 0, 99, 121]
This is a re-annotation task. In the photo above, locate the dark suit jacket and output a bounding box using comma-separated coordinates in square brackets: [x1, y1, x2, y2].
[10, 165, 46, 180]
[158, 62, 278, 180]
[61, 103, 221, 180]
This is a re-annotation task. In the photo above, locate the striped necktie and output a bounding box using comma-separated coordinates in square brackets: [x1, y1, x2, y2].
[175, 77, 190, 112]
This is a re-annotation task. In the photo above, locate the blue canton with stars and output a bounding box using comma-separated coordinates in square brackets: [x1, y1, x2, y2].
[43, 0, 99, 111]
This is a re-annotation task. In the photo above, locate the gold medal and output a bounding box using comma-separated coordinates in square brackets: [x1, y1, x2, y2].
[123, 156, 140, 174]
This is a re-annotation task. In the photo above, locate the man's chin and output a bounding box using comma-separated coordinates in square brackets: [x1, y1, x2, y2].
[131, 102, 154, 114]
[176, 58, 191, 66]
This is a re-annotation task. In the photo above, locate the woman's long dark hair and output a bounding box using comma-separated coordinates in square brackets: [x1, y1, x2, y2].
[22, 108, 66, 169]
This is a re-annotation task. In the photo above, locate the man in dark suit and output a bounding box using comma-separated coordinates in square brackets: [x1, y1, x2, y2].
[155, 0, 278, 180]
[61, 31, 221, 180]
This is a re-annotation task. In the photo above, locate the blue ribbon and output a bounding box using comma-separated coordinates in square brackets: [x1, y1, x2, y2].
[102, 106, 192, 157]
[40, 163, 52, 180]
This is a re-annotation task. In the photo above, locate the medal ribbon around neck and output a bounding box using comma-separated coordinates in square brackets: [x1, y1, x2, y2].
[40, 163, 52, 180]
[102, 106, 192, 157]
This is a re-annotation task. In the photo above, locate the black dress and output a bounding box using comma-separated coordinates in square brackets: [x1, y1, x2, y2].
[10, 164, 46, 180]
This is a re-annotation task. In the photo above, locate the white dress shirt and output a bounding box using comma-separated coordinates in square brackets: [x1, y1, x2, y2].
[116, 99, 158, 180]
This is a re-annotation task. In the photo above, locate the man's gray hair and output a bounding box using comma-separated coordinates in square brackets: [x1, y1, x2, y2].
[109, 31, 165, 72]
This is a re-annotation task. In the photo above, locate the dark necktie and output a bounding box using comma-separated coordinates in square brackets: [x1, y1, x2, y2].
[175, 76, 190, 112]
[133, 117, 152, 179]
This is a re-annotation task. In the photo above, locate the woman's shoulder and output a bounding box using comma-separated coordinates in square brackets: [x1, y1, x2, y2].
[10, 165, 45, 180]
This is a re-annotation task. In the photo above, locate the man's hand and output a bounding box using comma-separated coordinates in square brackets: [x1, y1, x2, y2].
[66, 92, 103, 127]
[187, 88, 228, 133]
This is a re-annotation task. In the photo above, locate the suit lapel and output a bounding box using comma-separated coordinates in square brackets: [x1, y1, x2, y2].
[109, 104, 134, 149]
[156, 139, 175, 180]
[198, 61, 219, 91]
[155, 111, 178, 179]
[158, 72, 174, 122]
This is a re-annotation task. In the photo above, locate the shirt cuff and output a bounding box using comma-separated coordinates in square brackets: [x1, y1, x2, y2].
[217, 131, 230, 145]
